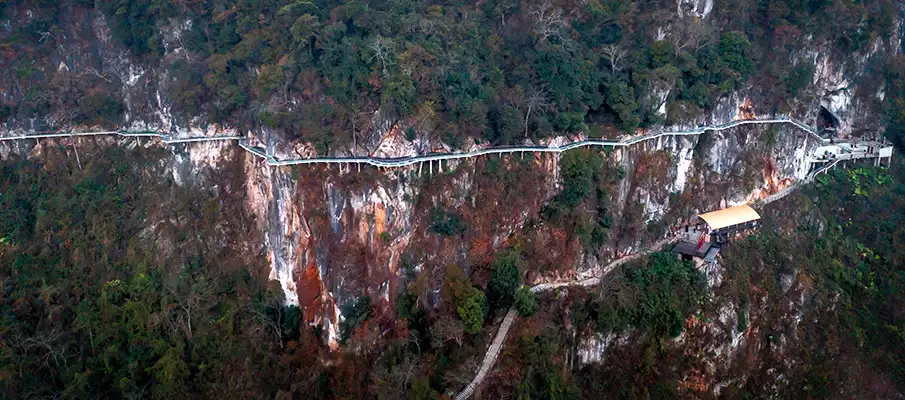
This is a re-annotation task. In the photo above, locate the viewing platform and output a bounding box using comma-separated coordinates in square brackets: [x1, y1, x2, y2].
[672, 205, 762, 262]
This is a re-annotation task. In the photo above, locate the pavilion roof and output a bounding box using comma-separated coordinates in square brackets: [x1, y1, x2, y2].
[697, 205, 761, 230]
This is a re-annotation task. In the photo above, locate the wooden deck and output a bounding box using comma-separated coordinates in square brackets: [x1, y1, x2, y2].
[672, 240, 712, 258]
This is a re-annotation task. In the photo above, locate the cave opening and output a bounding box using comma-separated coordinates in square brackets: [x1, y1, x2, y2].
[817, 106, 839, 138]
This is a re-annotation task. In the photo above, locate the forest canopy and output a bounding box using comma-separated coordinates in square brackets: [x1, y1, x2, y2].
[0, 0, 900, 149]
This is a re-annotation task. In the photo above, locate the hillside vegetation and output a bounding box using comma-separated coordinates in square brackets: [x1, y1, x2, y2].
[0, 0, 900, 149]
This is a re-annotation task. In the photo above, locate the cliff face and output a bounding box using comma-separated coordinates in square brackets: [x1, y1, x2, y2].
[1, 0, 902, 384]
[1, 13, 895, 352]
[237, 153, 561, 348]
[27, 98, 807, 350]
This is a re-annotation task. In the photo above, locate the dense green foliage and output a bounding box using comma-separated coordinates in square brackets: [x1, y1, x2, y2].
[487, 249, 523, 310]
[3, 0, 897, 144]
[0, 148, 557, 397]
[76, 94, 125, 126]
[0, 147, 309, 399]
[512, 333, 580, 400]
[514, 286, 539, 317]
[102, 0, 171, 58]
[575, 252, 707, 338]
[444, 265, 488, 334]
[710, 162, 905, 395]
[456, 288, 488, 335]
[543, 150, 621, 251]
[429, 207, 466, 236]
[784, 166, 905, 383]
[556, 150, 606, 208]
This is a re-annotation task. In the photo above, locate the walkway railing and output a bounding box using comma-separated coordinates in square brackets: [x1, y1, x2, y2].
[0, 115, 825, 168]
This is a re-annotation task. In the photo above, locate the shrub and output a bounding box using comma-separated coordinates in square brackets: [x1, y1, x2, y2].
[487, 250, 522, 310]
[719, 32, 754, 77]
[515, 287, 539, 317]
[457, 287, 487, 334]
[429, 208, 466, 236]
[339, 296, 372, 344]
[77, 94, 124, 126]
[556, 151, 603, 207]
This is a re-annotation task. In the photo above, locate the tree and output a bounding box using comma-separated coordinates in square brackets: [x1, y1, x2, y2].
[601, 44, 625, 74]
[605, 81, 640, 131]
[77, 94, 124, 125]
[382, 75, 417, 117]
[408, 376, 440, 400]
[443, 265, 472, 304]
[247, 284, 289, 348]
[515, 287, 539, 317]
[557, 150, 604, 207]
[718, 32, 754, 77]
[369, 36, 396, 76]
[429, 315, 465, 349]
[672, 18, 715, 58]
[430, 208, 466, 236]
[523, 85, 552, 138]
[151, 347, 189, 394]
[487, 250, 522, 309]
[591, 252, 706, 337]
[649, 41, 674, 67]
[530, 1, 569, 48]
[166, 274, 214, 340]
[444, 265, 488, 334]
[101, 0, 169, 57]
[457, 287, 487, 334]
[340, 296, 373, 344]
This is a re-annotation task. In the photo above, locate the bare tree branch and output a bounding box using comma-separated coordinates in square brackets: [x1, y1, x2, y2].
[530, 1, 571, 50]
[601, 44, 625, 74]
[369, 36, 395, 76]
[166, 277, 214, 340]
[523, 85, 551, 138]
[19, 329, 67, 370]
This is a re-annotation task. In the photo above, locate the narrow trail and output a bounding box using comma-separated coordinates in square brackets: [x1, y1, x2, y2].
[454, 237, 673, 400]
[452, 151, 890, 399]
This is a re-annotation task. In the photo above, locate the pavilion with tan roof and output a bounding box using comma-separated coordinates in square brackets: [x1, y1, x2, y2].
[673, 205, 761, 261]
[697, 205, 761, 232]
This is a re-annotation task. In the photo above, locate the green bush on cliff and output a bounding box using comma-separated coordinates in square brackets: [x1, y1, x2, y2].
[487, 249, 522, 310]
[457, 287, 488, 335]
[429, 208, 466, 236]
[340, 296, 372, 344]
[580, 252, 706, 338]
[515, 287, 539, 317]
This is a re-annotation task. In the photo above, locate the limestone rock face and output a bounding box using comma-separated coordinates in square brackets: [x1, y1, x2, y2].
[676, 0, 714, 19]
[0, 0, 900, 365]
